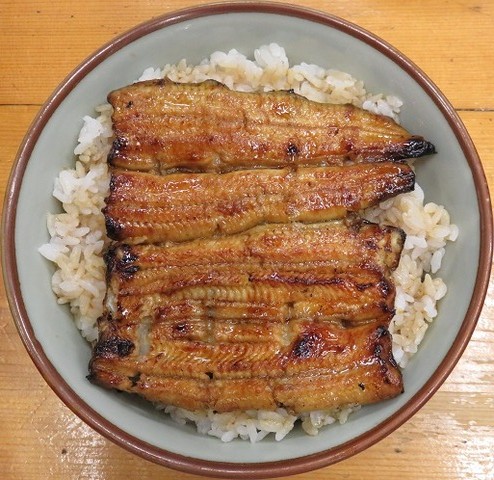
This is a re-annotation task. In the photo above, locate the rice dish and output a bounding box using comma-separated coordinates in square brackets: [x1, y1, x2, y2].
[38, 43, 458, 442]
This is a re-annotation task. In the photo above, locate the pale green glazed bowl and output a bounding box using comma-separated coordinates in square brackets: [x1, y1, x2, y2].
[2, 2, 492, 478]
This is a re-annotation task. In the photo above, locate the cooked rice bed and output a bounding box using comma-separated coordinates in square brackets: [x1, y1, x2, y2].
[39, 43, 458, 442]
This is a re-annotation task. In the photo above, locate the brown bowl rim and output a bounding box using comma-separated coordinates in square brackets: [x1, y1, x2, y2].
[2, 2, 493, 478]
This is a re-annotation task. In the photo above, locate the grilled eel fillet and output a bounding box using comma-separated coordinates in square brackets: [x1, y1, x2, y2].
[89, 219, 405, 413]
[107, 79, 435, 173]
[104, 162, 415, 243]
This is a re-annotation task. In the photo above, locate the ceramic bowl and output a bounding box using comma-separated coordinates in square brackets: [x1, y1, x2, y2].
[2, 2, 492, 478]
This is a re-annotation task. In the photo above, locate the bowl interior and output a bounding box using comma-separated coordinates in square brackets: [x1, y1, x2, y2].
[5, 3, 490, 475]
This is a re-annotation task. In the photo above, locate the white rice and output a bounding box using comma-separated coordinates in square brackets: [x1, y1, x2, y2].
[39, 43, 458, 441]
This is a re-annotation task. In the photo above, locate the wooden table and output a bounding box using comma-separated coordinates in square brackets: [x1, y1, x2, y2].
[1, 1, 493, 478]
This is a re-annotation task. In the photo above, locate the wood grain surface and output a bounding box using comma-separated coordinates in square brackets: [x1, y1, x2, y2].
[1, 1, 493, 479]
